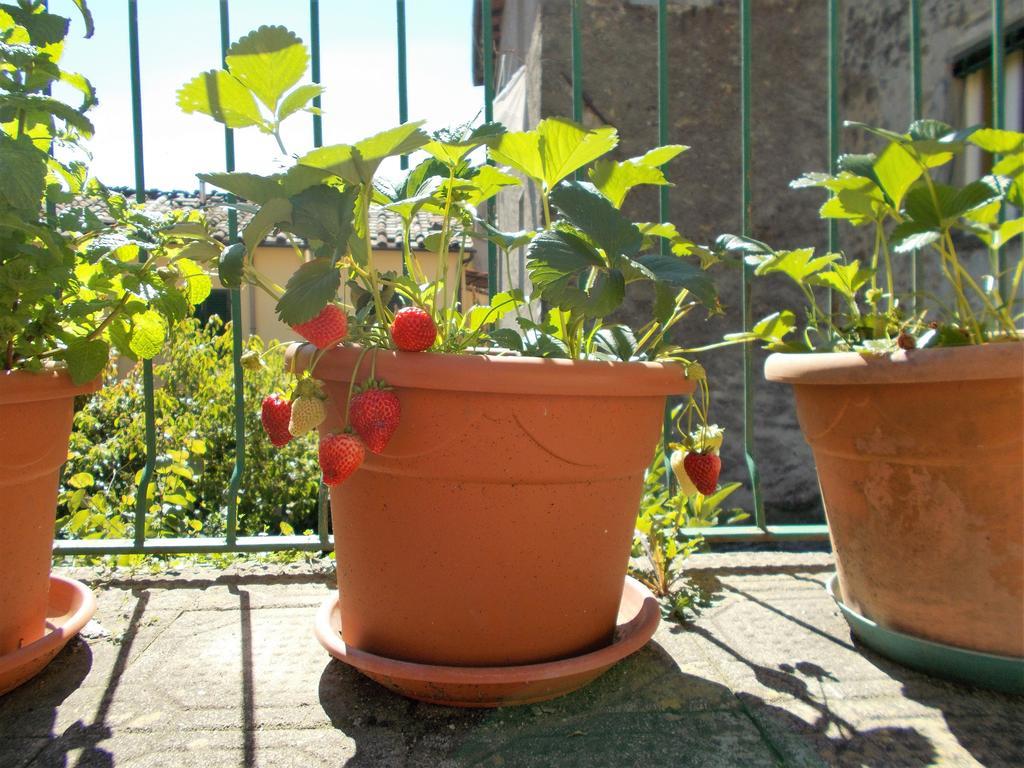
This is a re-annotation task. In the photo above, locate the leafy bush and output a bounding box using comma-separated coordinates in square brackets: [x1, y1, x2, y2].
[57, 319, 320, 543]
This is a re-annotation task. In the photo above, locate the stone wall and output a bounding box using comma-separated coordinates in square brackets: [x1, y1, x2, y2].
[488, 0, 1018, 519]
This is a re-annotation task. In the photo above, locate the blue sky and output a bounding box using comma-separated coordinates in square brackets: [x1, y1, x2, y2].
[52, 0, 484, 190]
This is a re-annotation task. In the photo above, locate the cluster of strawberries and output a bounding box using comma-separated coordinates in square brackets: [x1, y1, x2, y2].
[260, 304, 438, 486]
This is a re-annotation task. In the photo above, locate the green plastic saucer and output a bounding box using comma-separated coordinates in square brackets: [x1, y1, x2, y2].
[826, 574, 1024, 695]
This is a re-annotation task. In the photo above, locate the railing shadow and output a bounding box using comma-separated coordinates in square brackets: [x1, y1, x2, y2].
[0, 593, 150, 768]
[315, 637, 937, 767]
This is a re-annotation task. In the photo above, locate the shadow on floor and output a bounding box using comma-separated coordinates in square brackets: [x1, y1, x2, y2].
[315, 636, 936, 768]
[0, 593, 150, 768]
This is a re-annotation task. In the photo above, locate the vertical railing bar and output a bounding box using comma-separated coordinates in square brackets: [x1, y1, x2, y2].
[128, 0, 154, 550]
[656, 0, 674, 494]
[219, 0, 244, 547]
[310, 0, 322, 149]
[827, 0, 840, 258]
[396, 0, 409, 169]
[310, 0, 329, 548]
[739, 0, 764, 529]
[992, 0, 1007, 297]
[570, 0, 583, 126]
[482, 0, 498, 301]
[909, 0, 921, 310]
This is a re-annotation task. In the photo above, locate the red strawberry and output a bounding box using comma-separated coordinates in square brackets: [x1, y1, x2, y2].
[349, 383, 401, 454]
[683, 452, 721, 495]
[319, 432, 365, 486]
[292, 303, 348, 349]
[261, 394, 293, 448]
[390, 306, 437, 352]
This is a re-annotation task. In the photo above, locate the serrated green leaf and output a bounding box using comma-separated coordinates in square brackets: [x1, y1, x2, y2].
[633, 253, 716, 306]
[907, 119, 953, 141]
[968, 128, 1024, 155]
[288, 184, 356, 255]
[0, 4, 69, 45]
[873, 142, 922, 208]
[277, 83, 323, 121]
[422, 121, 507, 165]
[753, 248, 839, 284]
[197, 171, 282, 203]
[63, 336, 108, 384]
[489, 118, 618, 189]
[242, 197, 292, 256]
[299, 122, 429, 185]
[0, 133, 47, 212]
[463, 165, 520, 205]
[176, 258, 211, 305]
[549, 180, 642, 257]
[177, 70, 265, 130]
[589, 158, 669, 208]
[225, 25, 308, 112]
[129, 310, 166, 359]
[808, 260, 872, 299]
[275, 258, 340, 325]
[889, 220, 941, 253]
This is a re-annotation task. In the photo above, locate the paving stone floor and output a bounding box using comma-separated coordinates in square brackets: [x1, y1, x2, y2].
[0, 552, 1021, 767]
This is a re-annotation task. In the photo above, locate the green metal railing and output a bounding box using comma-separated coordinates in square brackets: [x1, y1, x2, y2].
[54, 0, 1011, 556]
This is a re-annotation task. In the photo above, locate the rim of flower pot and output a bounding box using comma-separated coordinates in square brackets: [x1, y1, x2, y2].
[763, 341, 1023, 386]
[286, 343, 694, 397]
[0, 367, 102, 405]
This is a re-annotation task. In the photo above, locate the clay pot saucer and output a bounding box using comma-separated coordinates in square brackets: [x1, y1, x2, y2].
[314, 576, 660, 707]
[0, 575, 97, 696]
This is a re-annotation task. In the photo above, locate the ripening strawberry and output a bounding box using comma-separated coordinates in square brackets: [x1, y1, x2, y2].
[669, 449, 700, 496]
[349, 383, 401, 454]
[289, 396, 326, 437]
[260, 394, 293, 448]
[319, 432, 365, 486]
[683, 452, 721, 496]
[292, 303, 348, 350]
[390, 306, 437, 352]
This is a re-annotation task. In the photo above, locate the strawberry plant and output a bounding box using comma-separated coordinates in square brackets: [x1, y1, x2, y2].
[0, 1, 219, 383]
[731, 120, 1023, 353]
[179, 25, 746, 492]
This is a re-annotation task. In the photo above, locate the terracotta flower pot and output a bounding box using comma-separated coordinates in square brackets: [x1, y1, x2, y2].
[0, 370, 99, 665]
[292, 345, 691, 667]
[765, 344, 1024, 657]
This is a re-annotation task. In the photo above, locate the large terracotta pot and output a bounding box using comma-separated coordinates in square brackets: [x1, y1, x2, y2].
[765, 344, 1024, 657]
[292, 345, 691, 667]
[0, 369, 100, 658]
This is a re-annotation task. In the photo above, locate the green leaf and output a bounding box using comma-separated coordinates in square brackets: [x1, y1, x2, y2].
[549, 181, 642, 257]
[242, 197, 293, 256]
[837, 153, 887, 201]
[637, 144, 688, 167]
[489, 117, 618, 189]
[176, 258, 211, 305]
[225, 25, 308, 112]
[904, 177, 1005, 227]
[0, 93, 94, 136]
[422, 121, 507, 165]
[299, 121, 429, 185]
[593, 324, 637, 361]
[218, 243, 246, 288]
[67, 471, 94, 489]
[0, 4, 69, 45]
[63, 337, 108, 385]
[888, 220, 941, 253]
[808, 260, 872, 299]
[752, 310, 797, 342]
[69, 0, 94, 37]
[907, 119, 953, 141]
[277, 83, 323, 121]
[275, 258, 340, 325]
[633, 253, 716, 306]
[288, 184, 357, 254]
[177, 70, 265, 130]
[753, 248, 839, 284]
[873, 142, 922, 208]
[0, 133, 47, 212]
[129, 310, 167, 359]
[526, 229, 613, 314]
[590, 158, 669, 208]
[197, 172, 282, 203]
[994, 217, 1024, 248]
[463, 165, 520, 205]
[968, 128, 1023, 154]
[476, 219, 535, 251]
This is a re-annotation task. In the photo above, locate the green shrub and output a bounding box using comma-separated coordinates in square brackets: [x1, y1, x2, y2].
[57, 319, 320, 543]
